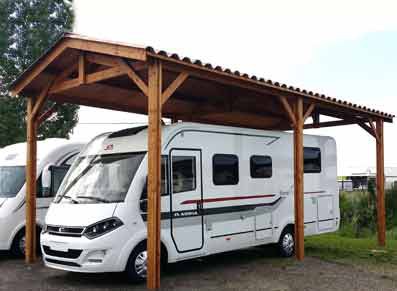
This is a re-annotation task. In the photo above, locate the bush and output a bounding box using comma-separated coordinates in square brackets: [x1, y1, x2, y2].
[339, 185, 397, 238]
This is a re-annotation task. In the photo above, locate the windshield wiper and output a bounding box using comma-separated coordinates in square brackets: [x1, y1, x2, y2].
[75, 195, 112, 203]
[62, 195, 79, 204]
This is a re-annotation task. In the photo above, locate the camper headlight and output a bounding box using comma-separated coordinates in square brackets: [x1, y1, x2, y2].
[83, 217, 123, 239]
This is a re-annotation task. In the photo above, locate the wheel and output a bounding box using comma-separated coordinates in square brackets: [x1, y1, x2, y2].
[11, 228, 41, 258]
[278, 227, 295, 257]
[125, 244, 148, 282]
[11, 230, 26, 257]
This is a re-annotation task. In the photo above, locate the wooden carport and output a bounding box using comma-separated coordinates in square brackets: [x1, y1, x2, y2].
[9, 33, 394, 289]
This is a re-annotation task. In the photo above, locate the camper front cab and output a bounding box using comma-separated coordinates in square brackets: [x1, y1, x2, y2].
[0, 139, 83, 256]
[41, 123, 339, 281]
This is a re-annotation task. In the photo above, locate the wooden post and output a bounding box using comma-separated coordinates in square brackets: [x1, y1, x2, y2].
[376, 119, 386, 246]
[147, 58, 162, 289]
[26, 97, 37, 263]
[294, 98, 304, 260]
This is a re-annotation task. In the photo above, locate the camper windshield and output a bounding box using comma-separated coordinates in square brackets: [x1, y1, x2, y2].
[55, 153, 145, 204]
[0, 166, 25, 198]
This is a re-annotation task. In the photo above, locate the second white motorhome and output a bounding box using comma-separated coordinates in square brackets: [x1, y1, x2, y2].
[41, 123, 339, 281]
[0, 139, 83, 256]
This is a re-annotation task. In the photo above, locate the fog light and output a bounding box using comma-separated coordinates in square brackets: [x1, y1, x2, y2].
[85, 250, 106, 264]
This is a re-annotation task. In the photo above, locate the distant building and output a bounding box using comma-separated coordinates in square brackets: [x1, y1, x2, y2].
[339, 167, 397, 191]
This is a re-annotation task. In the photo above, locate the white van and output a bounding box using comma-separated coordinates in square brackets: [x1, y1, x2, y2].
[0, 139, 83, 256]
[41, 123, 339, 281]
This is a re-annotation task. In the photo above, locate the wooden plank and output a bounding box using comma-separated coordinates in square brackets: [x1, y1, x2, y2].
[52, 63, 78, 87]
[86, 52, 121, 67]
[78, 53, 86, 84]
[303, 103, 315, 122]
[157, 56, 393, 122]
[117, 58, 149, 96]
[376, 119, 386, 246]
[31, 80, 54, 119]
[162, 72, 189, 104]
[369, 120, 380, 141]
[10, 41, 68, 96]
[279, 96, 296, 126]
[358, 122, 378, 140]
[304, 119, 356, 129]
[50, 78, 81, 94]
[85, 66, 126, 84]
[38, 104, 57, 124]
[147, 59, 162, 289]
[25, 98, 37, 263]
[67, 38, 147, 61]
[294, 97, 304, 261]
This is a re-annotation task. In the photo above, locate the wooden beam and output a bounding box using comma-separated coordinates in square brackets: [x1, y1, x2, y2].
[66, 38, 147, 61]
[78, 53, 86, 84]
[117, 58, 149, 96]
[279, 96, 296, 126]
[52, 63, 78, 87]
[358, 122, 378, 140]
[31, 81, 54, 120]
[294, 97, 304, 261]
[304, 119, 356, 129]
[85, 66, 126, 84]
[369, 119, 380, 141]
[10, 41, 68, 96]
[37, 103, 57, 125]
[86, 52, 121, 67]
[25, 97, 37, 263]
[50, 78, 81, 94]
[147, 59, 162, 289]
[303, 103, 315, 122]
[376, 119, 386, 247]
[162, 72, 189, 104]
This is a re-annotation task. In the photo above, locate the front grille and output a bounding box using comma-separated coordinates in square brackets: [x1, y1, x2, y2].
[47, 225, 84, 237]
[43, 245, 82, 259]
[46, 258, 81, 267]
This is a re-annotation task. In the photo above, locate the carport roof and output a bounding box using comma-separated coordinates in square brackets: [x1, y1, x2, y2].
[9, 33, 394, 130]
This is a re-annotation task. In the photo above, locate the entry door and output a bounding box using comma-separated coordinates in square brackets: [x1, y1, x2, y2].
[170, 149, 204, 253]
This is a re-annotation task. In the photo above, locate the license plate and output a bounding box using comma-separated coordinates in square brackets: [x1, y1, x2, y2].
[48, 241, 69, 252]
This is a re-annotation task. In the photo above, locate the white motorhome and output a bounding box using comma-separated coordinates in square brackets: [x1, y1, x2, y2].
[41, 123, 339, 281]
[0, 139, 83, 256]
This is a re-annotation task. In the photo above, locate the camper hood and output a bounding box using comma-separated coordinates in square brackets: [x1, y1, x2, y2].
[45, 202, 118, 227]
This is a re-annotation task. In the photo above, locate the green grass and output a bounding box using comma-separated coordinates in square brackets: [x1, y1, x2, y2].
[305, 232, 397, 265]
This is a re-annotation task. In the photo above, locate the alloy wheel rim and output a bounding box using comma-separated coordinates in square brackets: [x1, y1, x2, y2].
[19, 235, 26, 255]
[134, 250, 148, 278]
[282, 233, 294, 255]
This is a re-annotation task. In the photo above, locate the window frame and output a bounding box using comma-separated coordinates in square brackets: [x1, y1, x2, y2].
[212, 154, 239, 186]
[250, 155, 273, 179]
[303, 147, 322, 174]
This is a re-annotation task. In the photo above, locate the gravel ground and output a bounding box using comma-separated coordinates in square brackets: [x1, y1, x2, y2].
[1, 247, 397, 291]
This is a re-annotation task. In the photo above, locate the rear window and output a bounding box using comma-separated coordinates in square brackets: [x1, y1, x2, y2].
[304, 147, 321, 173]
[250, 155, 272, 178]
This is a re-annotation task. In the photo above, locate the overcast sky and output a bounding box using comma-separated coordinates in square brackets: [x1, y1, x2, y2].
[71, 0, 397, 175]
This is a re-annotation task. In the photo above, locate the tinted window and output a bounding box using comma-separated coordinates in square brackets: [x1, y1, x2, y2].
[161, 156, 168, 195]
[250, 155, 272, 178]
[172, 156, 196, 193]
[304, 147, 321, 173]
[50, 166, 70, 197]
[213, 154, 239, 185]
[0, 166, 25, 198]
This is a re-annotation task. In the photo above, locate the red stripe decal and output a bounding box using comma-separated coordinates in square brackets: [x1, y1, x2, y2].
[181, 194, 276, 205]
[304, 191, 326, 195]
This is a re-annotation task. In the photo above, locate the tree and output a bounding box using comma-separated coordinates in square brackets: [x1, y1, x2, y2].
[0, 0, 79, 147]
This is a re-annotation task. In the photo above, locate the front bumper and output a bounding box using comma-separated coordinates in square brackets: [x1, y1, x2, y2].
[40, 228, 127, 273]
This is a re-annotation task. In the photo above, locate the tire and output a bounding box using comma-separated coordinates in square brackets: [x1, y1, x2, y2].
[11, 230, 26, 258]
[11, 228, 42, 258]
[125, 244, 148, 283]
[278, 227, 295, 257]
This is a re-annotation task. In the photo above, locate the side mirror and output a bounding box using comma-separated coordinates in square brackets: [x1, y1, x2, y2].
[41, 164, 54, 197]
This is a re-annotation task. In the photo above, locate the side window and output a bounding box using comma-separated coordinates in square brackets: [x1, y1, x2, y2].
[304, 147, 321, 173]
[213, 154, 239, 185]
[51, 166, 70, 196]
[171, 156, 196, 193]
[250, 155, 272, 178]
[141, 156, 168, 200]
[62, 154, 77, 166]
